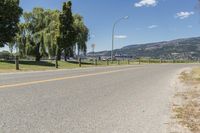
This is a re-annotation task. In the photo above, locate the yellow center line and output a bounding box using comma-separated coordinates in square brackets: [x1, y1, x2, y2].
[0, 67, 139, 89]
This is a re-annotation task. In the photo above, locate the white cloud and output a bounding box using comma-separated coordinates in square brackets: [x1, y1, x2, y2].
[134, 0, 158, 7]
[175, 11, 194, 19]
[114, 35, 127, 39]
[148, 25, 158, 29]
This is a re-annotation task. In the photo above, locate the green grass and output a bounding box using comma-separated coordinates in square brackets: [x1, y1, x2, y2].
[0, 60, 94, 72]
[0, 59, 198, 73]
[0, 59, 138, 73]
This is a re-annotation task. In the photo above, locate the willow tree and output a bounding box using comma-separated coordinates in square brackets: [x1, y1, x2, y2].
[20, 8, 47, 61]
[17, 9, 60, 60]
[0, 0, 23, 47]
[15, 23, 28, 57]
[73, 14, 89, 56]
[43, 10, 60, 59]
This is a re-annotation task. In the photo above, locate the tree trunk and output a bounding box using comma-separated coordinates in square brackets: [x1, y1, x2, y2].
[69, 47, 74, 57]
[64, 48, 67, 61]
[56, 47, 61, 61]
[35, 43, 41, 61]
[35, 54, 41, 61]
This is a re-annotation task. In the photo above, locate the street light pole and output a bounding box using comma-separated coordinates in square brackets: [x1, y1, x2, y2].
[91, 43, 95, 57]
[111, 16, 129, 62]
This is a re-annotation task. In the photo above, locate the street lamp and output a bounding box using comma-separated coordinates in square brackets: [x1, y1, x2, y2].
[91, 44, 96, 58]
[111, 16, 129, 62]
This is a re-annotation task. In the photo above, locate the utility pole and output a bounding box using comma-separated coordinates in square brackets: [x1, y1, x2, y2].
[91, 44, 96, 63]
[91, 44, 95, 57]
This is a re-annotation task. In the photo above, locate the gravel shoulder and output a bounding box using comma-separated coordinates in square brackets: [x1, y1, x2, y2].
[170, 67, 200, 133]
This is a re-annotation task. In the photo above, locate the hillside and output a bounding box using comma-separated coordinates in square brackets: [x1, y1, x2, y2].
[90, 37, 200, 60]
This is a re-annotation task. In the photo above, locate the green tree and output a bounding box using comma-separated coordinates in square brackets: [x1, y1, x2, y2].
[15, 1, 89, 61]
[21, 8, 47, 61]
[17, 8, 60, 61]
[43, 10, 60, 59]
[73, 14, 89, 56]
[15, 23, 28, 57]
[0, 0, 23, 47]
[58, 1, 76, 61]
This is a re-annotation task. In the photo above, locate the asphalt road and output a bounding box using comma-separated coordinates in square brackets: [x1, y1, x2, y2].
[0, 64, 197, 133]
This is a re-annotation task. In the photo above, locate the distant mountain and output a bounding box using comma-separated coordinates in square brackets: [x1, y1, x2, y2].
[89, 37, 200, 60]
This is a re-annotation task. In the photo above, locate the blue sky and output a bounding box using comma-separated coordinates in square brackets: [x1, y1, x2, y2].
[2, 0, 200, 52]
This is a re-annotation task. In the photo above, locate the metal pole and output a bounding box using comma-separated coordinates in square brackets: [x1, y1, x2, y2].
[95, 58, 97, 66]
[111, 23, 116, 63]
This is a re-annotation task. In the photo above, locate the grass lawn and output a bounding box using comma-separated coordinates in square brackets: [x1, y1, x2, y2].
[0, 60, 94, 73]
[0, 59, 137, 73]
[0, 59, 142, 73]
[0, 59, 195, 73]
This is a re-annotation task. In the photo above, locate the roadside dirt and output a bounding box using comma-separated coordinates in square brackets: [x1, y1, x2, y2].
[170, 68, 200, 133]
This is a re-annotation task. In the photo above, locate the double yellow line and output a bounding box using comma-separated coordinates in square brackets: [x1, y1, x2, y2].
[0, 67, 138, 89]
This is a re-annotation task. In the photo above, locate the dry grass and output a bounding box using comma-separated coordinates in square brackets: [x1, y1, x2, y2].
[173, 67, 200, 133]
[173, 95, 200, 133]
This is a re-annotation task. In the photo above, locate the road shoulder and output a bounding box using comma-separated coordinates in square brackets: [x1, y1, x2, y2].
[169, 67, 200, 133]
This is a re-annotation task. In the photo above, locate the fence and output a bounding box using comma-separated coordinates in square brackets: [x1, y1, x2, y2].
[2, 56, 198, 70]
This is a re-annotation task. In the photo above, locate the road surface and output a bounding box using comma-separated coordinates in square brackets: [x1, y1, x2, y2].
[0, 64, 197, 133]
